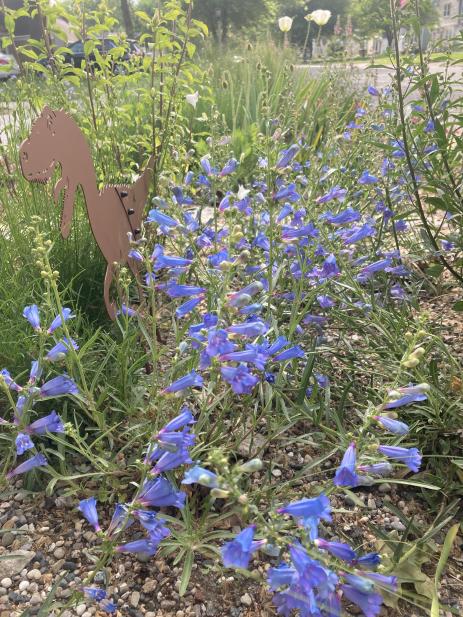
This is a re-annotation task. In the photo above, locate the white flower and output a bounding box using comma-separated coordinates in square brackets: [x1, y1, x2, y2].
[185, 91, 199, 108]
[278, 16, 293, 32]
[237, 185, 250, 200]
[305, 9, 331, 26]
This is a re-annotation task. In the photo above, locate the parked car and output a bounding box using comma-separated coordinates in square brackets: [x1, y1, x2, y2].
[63, 38, 131, 70]
[0, 52, 19, 80]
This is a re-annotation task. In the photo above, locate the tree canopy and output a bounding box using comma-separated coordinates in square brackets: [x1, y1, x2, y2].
[351, 0, 438, 46]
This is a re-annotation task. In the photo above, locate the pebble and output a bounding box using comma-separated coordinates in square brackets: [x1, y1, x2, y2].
[30, 592, 42, 605]
[1, 533, 14, 548]
[130, 591, 140, 607]
[76, 604, 87, 616]
[240, 592, 252, 606]
[142, 579, 157, 593]
[391, 520, 406, 531]
[26, 569, 41, 581]
[0, 580, 11, 590]
[18, 581, 29, 592]
[271, 468, 282, 477]
[53, 547, 65, 559]
[367, 497, 376, 509]
[176, 612, 185, 617]
[378, 483, 391, 493]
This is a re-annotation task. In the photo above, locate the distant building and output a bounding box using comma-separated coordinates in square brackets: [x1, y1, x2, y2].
[431, 0, 463, 40]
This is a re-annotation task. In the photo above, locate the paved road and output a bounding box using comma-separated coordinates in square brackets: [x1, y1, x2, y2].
[296, 61, 463, 95]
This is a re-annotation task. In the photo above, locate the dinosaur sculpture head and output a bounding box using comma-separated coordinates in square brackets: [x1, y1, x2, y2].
[20, 106, 61, 183]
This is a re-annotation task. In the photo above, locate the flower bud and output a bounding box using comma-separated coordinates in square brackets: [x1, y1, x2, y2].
[210, 488, 230, 499]
[239, 458, 263, 473]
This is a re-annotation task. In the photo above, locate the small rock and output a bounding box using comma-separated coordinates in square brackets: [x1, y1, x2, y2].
[18, 581, 29, 592]
[1, 533, 14, 548]
[272, 469, 282, 478]
[142, 579, 157, 593]
[30, 592, 42, 605]
[51, 559, 65, 574]
[76, 604, 87, 616]
[378, 483, 391, 493]
[240, 593, 252, 606]
[367, 497, 376, 509]
[390, 520, 406, 531]
[0, 580, 11, 590]
[26, 569, 42, 581]
[53, 547, 66, 559]
[130, 591, 140, 607]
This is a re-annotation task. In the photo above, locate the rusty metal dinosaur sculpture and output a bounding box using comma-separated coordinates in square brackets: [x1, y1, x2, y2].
[19, 106, 154, 319]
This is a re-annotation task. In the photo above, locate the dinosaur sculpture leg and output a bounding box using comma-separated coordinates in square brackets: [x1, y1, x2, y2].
[104, 262, 117, 320]
[128, 257, 145, 307]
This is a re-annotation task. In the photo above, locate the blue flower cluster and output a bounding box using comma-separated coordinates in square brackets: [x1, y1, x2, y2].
[1, 305, 79, 479]
[76, 409, 195, 613]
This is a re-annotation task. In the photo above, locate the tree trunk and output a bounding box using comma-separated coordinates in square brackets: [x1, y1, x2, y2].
[120, 0, 134, 38]
[221, 5, 228, 44]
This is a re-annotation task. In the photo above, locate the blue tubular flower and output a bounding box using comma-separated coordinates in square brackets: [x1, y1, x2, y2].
[47, 308, 75, 334]
[176, 297, 202, 318]
[343, 574, 375, 594]
[358, 170, 379, 185]
[29, 360, 42, 385]
[342, 223, 376, 245]
[45, 338, 79, 362]
[164, 283, 206, 298]
[99, 599, 117, 613]
[128, 249, 144, 262]
[368, 85, 380, 96]
[316, 186, 348, 205]
[137, 477, 186, 508]
[151, 447, 192, 475]
[277, 204, 293, 222]
[40, 375, 79, 397]
[384, 389, 428, 409]
[6, 453, 47, 479]
[357, 259, 392, 281]
[334, 442, 358, 487]
[15, 433, 34, 455]
[163, 370, 203, 394]
[200, 155, 213, 176]
[227, 320, 268, 337]
[107, 504, 133, 537]
[221, 365, 259, 395]
[289, 543, 328, 587]
[315, 539, 357, 562]
[273, 585, 318, 616]
[133, 511, 171, 539]
[158, 407, 195, 433]
[220, 349, 268, 370]
[274, 183, 300, 202]
[116, 538, 160, 557]
[355, 553, 381, 569]
[172, 186, 193, 206]
[341, 584, 383, 617]
[276, 144, 300, 169]
[378, 445, 422, 472]
[220, 158, 238, 176]
[362, 571, 397, 591]
[317, 295, 335, 309]
[182, 465, 219, 488]
[146, 209, 179, 228]
[357, 462, 393, 476]
[117, 304, 137, 318]
[78, 497, 101, 532]
[374, 416, 409, 435]
[273, 346, 305, 362]
[277, 494, 332, 521]
[1, 369, 22, 392]
[23, 305, 41, 330]
[83, 587, 107, 602]
[154, 254, 193, 270]
[267, 563, 297, 591]
[221, 526, 258, 569]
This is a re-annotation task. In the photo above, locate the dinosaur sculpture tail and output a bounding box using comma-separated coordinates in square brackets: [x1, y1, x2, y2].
[125, 154, 156, 231]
